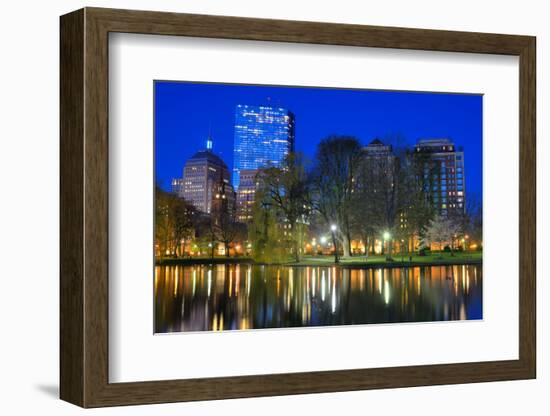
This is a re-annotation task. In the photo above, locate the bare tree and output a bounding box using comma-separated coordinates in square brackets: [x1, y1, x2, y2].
[254, 153, 311, 262]
[397, 149, 439, 251]
[311, 136, 363, 257]
[210, 180, 239, 257]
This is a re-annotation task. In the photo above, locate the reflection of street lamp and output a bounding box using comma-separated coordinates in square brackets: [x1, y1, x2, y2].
[330, 224, 339, 264]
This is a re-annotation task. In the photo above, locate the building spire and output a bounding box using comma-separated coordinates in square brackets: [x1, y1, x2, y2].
[206, 124, 213, 151]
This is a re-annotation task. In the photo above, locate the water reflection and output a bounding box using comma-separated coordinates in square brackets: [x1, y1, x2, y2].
[154, 264, 482, 333]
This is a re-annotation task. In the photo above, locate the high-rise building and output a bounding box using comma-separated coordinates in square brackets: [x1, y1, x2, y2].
[171, 178, 185, 196]
[414, 138, 465, 216]
[180, 138, 235, 215]
[363, 138, 394, 158]
[232, 104, 295, 190]
[236, 169, 261, 223]
[358, 138, 397, 194]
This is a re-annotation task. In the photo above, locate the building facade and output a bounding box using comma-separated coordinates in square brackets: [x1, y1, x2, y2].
[414, 138, 465, 217]
[358, 138, 397, 198]
[171, 178, 185, 196]
[363, 138, 394, 158]
[180, 141, 235, 215]
[232, 104, 295, 190]
[236, 169, 261, 223]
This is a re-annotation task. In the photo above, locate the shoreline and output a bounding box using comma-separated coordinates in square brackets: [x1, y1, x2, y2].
[156, 256, 482, 269]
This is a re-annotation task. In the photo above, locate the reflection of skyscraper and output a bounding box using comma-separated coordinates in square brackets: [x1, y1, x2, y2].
[232, 104, 295, 189]
[414, 138, 465, 216]
[180, 137, 235, 214]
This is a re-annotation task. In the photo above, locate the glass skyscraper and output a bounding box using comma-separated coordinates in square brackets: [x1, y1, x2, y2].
[232, 104, 295, 189]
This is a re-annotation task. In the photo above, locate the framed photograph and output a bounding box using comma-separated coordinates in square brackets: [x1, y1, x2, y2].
[60, 7, 536, 407]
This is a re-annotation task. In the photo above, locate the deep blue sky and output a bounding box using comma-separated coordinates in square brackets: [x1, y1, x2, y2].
[155, 81, 482, 199]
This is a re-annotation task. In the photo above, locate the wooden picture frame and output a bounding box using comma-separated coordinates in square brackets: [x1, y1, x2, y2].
[60, 7, 536, 408]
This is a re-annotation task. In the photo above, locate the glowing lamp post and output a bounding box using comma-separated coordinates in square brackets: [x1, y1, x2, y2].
[208, 242, 214, 261]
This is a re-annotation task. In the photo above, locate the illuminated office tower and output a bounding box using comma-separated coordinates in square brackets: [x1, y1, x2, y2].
[236, 169, 261, 223]
[181, 137, 235, 215]
[414, 138, 466, 217]
[232, 104, 295, 190]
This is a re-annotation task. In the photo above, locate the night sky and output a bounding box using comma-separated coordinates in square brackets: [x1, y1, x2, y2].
[154, 81, 482, 200]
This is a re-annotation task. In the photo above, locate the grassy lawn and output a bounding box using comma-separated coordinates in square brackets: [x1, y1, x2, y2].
[293, 251, 482, 267]
[157, 251, 482, 268]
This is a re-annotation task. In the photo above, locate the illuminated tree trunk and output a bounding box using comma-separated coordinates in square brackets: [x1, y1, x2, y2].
[342, 234, 351, 257]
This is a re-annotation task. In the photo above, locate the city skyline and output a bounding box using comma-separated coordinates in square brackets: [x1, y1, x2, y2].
[154, 81, 483, 200]
[154, 80, 484, 334]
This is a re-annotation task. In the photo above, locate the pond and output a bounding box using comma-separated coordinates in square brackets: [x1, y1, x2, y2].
[154, 263, 482, 333]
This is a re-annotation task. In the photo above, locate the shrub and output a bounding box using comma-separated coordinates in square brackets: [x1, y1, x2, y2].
[418, 247, 431, 256]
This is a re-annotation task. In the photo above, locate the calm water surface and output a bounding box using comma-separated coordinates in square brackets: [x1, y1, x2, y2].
[154, 264, 482, 333]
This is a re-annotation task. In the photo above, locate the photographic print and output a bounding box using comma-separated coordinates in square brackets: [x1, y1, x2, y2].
[154, 81, 483, 333]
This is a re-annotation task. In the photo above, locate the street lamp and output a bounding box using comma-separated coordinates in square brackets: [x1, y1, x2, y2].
[330, 224, 339, 264]
[208, 242, 214, 261]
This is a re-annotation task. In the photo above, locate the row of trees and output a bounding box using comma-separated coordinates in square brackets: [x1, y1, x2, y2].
[155, 186, 246, 258]
[155, 135, 482, 263]
[250, 135, 482, 262]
